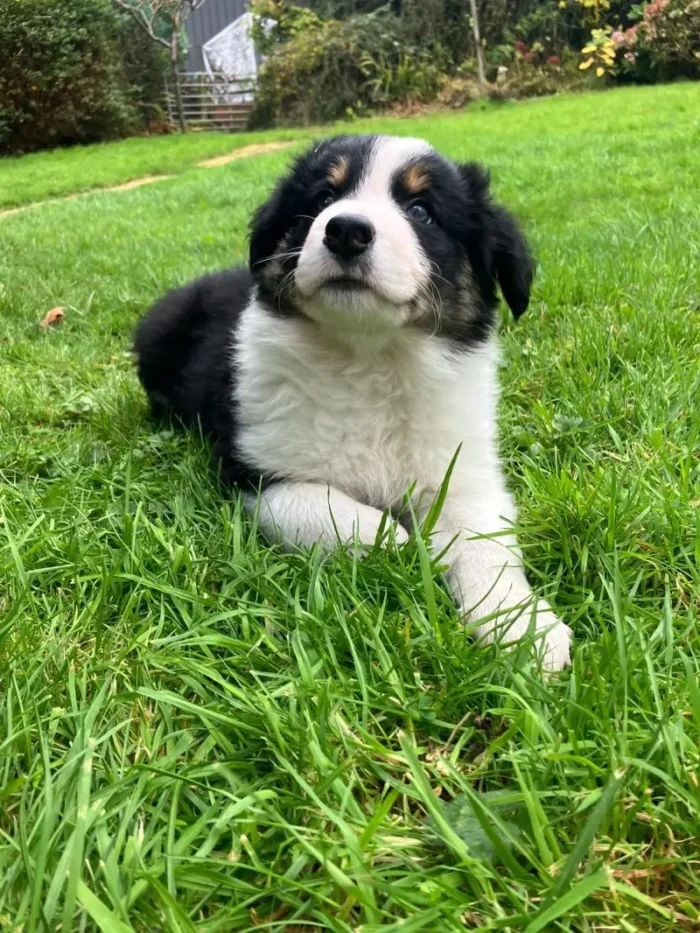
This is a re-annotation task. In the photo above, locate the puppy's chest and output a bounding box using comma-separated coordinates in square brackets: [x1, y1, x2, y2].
[234, 325, 465, 505]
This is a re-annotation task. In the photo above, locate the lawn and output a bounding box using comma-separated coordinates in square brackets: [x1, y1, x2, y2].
[1, 82, 699, 931]
[0, 128, 306, 211]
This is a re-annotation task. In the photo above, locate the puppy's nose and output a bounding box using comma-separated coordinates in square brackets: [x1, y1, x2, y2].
[324, 214, 375, 262]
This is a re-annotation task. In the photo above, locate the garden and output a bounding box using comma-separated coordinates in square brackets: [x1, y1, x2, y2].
[1, 82, 699, 929]
[1, 0, 699, 153]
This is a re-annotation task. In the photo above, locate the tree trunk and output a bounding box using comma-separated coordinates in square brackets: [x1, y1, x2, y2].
[171, 24, 186, 133]
[468, 0, 487, 96]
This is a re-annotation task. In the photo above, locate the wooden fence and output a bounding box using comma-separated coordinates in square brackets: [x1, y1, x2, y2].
[164, 72, 256, 131]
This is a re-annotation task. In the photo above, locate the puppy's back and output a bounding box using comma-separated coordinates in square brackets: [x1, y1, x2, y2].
[134, 267, 253, 429]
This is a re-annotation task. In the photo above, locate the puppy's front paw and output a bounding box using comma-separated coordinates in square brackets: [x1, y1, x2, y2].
[529, 604, 572, 672]
[469, 590, 572, 672]
[348, 516, 409, 556]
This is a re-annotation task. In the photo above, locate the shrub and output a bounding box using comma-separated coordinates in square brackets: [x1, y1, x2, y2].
[249, 0, 325, 57]
[613, 0, 700, 80]
[250, 6, 445, 127]
[250, 0, 700, 130]
[579, 26, 618, 78]
[478, 43, 590, 99]
[0, 0, 153, 154]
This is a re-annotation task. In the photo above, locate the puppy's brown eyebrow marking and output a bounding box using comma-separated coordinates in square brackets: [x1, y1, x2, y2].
[403, 161, 431, 194]
[327, 156, 349, 187]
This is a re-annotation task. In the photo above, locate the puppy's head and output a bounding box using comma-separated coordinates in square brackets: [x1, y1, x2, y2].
[250, 134, 533, 343]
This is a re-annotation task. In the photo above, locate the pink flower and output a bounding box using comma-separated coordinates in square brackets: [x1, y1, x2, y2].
[624, 51, 637, 62]
[622, 24, 639, 46]
[643, 0, 668, 19]
[547, 55, 561, 65]
[522, 51, 534, 62]
[611, 30, 624, 45]
[514, 41, 527, 53]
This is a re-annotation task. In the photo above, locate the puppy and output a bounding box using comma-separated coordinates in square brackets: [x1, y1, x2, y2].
[135, 134, 572, 671]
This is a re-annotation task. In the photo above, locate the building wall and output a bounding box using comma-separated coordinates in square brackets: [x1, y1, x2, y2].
[185, 0, 249, 71]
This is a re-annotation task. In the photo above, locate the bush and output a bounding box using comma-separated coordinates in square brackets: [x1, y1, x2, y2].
[250, 6, 445, 127]
[0, 0, 159, 155]
[250, 0, 699, 130]
[250, 0, 326, 57]
[613, 0, 700, 81]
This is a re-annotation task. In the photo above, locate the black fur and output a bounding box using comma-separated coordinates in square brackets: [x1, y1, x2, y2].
[456, 163, 534, 320]
[133, 268, 262, 487]
[134, 134, 533, 486]
[391, 155, 533, 343]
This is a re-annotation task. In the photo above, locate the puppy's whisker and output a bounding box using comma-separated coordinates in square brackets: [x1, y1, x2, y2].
[272, 268, 298, 309]
[253, 249, 303, 268]
[418, 278, 443, 337]
[427, 259, 451, 287]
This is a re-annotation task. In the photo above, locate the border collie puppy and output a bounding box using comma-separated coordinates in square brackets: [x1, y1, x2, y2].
[135, 134, 572, 671]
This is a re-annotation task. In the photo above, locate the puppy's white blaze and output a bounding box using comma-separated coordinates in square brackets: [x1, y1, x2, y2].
[294, 136, 433, 319]
[358, 136, 433, 196]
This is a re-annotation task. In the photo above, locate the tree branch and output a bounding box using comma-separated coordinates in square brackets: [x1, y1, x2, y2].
[113, 0, 171, 48]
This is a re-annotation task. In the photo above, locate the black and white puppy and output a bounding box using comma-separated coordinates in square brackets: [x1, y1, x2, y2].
[135, 134, 572, 670]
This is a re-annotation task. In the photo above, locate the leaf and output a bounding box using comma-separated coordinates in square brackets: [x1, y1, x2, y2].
[579, 57, 594, 69]
[609, 878, 674, 920]
[596, 67, 605, 76]
[552, 413, 593, 435]
[428, 790, 521, 865]
[40, 306, 65, 328]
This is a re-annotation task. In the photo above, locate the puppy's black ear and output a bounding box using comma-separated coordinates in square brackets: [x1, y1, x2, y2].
[488, 204, 534, 318]
[458, 162, 534, 319]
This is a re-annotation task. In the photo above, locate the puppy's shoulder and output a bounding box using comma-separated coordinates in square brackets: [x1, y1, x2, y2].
[192, 267, 255, 317]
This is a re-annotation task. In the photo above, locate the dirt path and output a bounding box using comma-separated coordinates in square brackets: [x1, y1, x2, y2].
[196, 140, 295, 168]
[0, 140, 297, 221]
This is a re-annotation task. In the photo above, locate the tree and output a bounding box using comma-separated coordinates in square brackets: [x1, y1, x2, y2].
[468, 0, 486, 95]
[113, 0, 206, 132]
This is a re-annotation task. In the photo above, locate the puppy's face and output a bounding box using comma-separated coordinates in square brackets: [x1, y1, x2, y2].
[250, 134, 533, 343]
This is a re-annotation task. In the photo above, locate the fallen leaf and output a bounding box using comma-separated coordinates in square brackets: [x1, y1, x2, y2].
[250, 906, 290, 926]
[40, 307, 65, 328]
[461, 911, 486, 928]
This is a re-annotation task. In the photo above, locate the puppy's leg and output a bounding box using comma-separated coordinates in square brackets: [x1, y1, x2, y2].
[248, 482, 409, 552]
[426, 488, 571, 671]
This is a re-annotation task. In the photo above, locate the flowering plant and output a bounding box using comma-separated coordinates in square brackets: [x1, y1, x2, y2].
[612, 0, 700, 78]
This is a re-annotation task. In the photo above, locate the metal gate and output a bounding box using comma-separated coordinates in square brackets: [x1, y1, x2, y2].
[164, 72, 256, 131]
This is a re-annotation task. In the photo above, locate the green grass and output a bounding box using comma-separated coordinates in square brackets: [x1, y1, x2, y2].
[0, 127, 306, 210]
[1, 82, 699, 931]
[5, 81, 698, 212]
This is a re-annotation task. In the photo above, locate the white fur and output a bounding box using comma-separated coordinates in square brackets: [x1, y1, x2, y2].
[294, 137, 433, 334]
[233, 137, 572, 672]
[234, 302, 571, 671]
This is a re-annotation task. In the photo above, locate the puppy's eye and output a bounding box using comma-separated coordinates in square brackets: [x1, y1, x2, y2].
[317, 191, 335, 212]
[407, 201, 432, 224]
